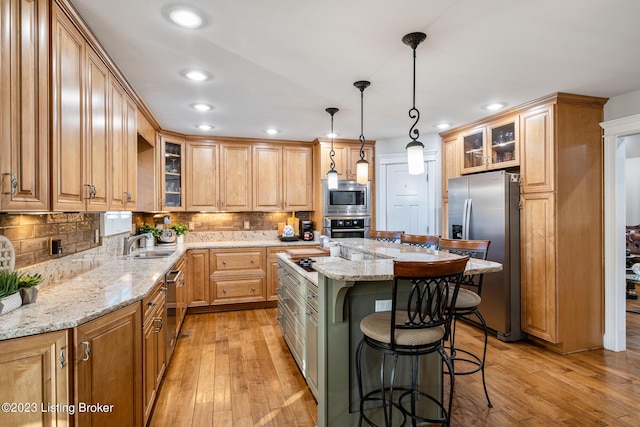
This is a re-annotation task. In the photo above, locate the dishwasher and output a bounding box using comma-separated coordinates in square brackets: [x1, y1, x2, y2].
[165, 264, 185, 362]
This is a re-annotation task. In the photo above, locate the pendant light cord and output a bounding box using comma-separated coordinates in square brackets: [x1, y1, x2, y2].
[408, 42, 420, 142]
[326, 107, 339, 172]
[353, 81, 370, 161]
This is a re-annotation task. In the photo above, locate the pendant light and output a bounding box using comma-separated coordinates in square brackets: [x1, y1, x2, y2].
[403, 32, 427, 175]
[325, 107, 339, 190]
[354, 80, 370, 185]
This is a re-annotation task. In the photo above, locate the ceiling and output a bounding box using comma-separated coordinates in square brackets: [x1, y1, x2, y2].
[70, 0, 640, 143]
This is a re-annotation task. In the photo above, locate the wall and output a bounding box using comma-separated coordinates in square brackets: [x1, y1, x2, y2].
[133, 211, 311, 232]
[604, 88, 640, 121]
[0, 213, 100, 270]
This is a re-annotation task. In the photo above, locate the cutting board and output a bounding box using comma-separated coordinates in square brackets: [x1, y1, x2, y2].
[286, 247, 330, 258]
[286, 212, 300, 236]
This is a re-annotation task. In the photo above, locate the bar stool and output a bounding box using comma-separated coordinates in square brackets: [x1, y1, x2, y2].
[370, 230, 404, 242]
[438, 238, 493, 408]
[400, 233, 440, 249]
[356, 256, 469, 427]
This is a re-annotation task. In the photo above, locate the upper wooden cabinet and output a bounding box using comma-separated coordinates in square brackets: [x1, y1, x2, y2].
[0, 0, 49, 212]
[185, 140, 252, 211]
[317, 140, 374, 182]
[253, 143, 313, 212]
[441, 135, 460, 198]
[520, 105, 554, 193]
[51, 3, 138, 212]
[458, 115, 519, 175]
[159, 135, 185, 211]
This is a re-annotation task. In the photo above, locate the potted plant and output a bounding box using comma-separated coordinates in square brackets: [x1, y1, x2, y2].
[18, 273, 43, 305]
[169, 223, 189, 245]
[0, 270, 22, 315]
[136, 224, 162, 247]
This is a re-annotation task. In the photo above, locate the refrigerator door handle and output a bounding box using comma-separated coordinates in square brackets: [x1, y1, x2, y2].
[463, 198, 472, 239]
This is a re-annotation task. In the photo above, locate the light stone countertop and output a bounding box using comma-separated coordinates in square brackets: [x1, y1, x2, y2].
[0, 239, 318, 341]
[282, 238, 503, 283]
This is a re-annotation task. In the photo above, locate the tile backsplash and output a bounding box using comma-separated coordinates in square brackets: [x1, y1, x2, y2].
[0, 213, 100, 269]
[133, 211, 311, 232]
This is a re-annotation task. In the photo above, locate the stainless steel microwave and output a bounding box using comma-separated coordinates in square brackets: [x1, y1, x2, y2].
[323, 180, 370, 217]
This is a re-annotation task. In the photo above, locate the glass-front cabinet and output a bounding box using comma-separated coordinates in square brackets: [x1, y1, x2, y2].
[460, 116, 519, 174]
[160, 136, 185, 211]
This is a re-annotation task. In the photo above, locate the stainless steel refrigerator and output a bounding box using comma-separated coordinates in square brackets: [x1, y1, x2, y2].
[448, 170, 524, 341]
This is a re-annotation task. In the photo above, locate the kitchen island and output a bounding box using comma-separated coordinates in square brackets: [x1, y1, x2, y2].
[278, 238, 502, 427]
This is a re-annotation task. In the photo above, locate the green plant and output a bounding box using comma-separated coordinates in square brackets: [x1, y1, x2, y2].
[169, 223, 189, 236]
[18, 273, 43, 289]
[0, 270, 20, 299]
[136, 224, 162, 238]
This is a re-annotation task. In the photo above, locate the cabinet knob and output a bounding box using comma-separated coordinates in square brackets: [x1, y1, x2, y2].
[222, 260, 226, 265]
[251, 287, 255, 291]
[222, 289, 227, 293]
[250, 259, 255, 263]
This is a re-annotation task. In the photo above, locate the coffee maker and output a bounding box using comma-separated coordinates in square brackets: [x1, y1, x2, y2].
[300, 221, 314, 241]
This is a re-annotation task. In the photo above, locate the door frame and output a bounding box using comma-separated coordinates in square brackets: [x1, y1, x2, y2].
[376, 150, 438, 233]
[601, 113, 640, 351]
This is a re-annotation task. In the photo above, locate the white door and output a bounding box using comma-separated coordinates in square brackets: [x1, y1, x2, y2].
[378, 155, 436, 235]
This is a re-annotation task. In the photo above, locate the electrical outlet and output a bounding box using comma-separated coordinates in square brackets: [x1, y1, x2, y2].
[50, 238, 62, 256]
[375, 299, 392, 312]
[243, 221, 250, 230]
[94, 229, 100, 244]
[188, 222, 195, 230]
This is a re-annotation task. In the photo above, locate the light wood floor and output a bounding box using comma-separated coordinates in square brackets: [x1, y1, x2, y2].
[150, 308, 640, 427]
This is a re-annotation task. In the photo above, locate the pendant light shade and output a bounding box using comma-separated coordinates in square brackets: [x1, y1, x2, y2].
[354, 80, 370, 185]
[403, 32, 427, 175]
[325, 107, 340, 189]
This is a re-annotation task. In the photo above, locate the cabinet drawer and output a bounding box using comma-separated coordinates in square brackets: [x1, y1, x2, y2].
[143, 281, 166, 320]
[267, 246, 289, 259]
[210, 276, 266, 304]
[210, 248, 266, 275]
[283, 290, 305, 331]
[283, 314, 304, 369]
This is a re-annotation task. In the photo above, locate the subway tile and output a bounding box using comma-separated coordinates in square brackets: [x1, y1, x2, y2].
[4, 226, 35, 240]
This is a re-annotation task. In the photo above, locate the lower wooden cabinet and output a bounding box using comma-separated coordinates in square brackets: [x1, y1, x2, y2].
[74, 302, 142, 426]
[267, 247, 289, 301]
[142, 283, 167, 424]
[0, 330, 71, 427]
[210, 248, 266, 305]
[187, 249, 210, 307]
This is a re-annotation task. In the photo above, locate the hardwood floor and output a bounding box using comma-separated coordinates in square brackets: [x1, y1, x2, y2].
[150, 308, 640, 426]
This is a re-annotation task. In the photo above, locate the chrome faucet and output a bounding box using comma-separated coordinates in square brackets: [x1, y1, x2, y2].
[123, 233, 152, 255]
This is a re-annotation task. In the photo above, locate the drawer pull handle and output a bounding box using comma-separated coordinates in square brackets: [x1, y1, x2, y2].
[59, 347, 66, 369]
[251, 259, 254, 263]
[222, 289, 227, 293]
[154, 318, 163, 332]
[80, 341, 91, 361]
[148, 300, 158, 306]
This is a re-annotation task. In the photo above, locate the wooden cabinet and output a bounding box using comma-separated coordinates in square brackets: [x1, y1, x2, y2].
[185, 141, 252, 211]
[74, 302, 142, 426]
[520, 105, 554, 193]
[142, 283, 167, 424]
[51, 3, 137, 212]
[253, 143, 313, 211]
[187, 249, 210, 307]
[267, 247, 288, 301]
[0, 330, 71, 426]
[318, 141, 374, 181]
[210, 248, 267, 305]
[0, 0, 49, 212]
[459, 116, 519, 175]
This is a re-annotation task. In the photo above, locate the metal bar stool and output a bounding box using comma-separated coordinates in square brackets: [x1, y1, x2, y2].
[438, 238, 493, 408]
[400, 233, 440, 249]
[370, 230, 404, 242]
[356, 256, 469, 427]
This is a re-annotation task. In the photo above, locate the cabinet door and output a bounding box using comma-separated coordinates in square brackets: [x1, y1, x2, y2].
[305, 310, 319, 399]
[460, 127, 487, 174]
[487, 116, 519, 170]
[266, 247, 288, 302]
[0, 330, 70, 426]
[0, 0, 49, 211]
[160, 136, 185, 211]
[520, 192, 557, 343]
[441, 135, 460, 197]
[283, 145, 313, 211]
[346, 144, 374, 182]
[220, 143, 252, 211]
[520, 105, 554, 193]
[185, 141, 219, 211]
[124, 95, 138, 209]
[253, 144, 282, 211]
[51, 4, 85, 211]
[319, 142, 347, 179]
[75, 303, 142, 426]
[143, 303, 166, 424]
[109, 76, 128, 210]
[85, 46, 110, 211]
[187, 249, 210, 307]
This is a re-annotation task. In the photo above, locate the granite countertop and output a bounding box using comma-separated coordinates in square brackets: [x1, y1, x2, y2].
[298, 238, 503, 282]
[0, 239, 318, 341]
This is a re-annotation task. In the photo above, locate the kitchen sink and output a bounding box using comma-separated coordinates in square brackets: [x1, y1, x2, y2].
[132, 251, 175, 259]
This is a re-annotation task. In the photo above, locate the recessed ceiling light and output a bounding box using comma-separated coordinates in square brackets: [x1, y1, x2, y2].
[265, 128, 279, 135]
[163, 4, 207, 29]
[196, 124, 214, 131]
[181, 69, 212, 82]
[191, 103, 213, 111]
[482, 102, 506, 111]
[434, 122, 451, 130]
[327, 133, 338, 138]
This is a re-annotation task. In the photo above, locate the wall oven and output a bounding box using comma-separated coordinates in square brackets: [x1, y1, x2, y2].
[323, 180, 370, 217]
[323, 217, 371, 239]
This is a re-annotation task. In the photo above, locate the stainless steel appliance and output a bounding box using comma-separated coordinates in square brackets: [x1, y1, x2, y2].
[300, 220, 314, 241]
[165, 266, 185, 361]
[448, 170, 524, 341]
[323, 217, 371, 238]
[323, 180, 370, 217]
